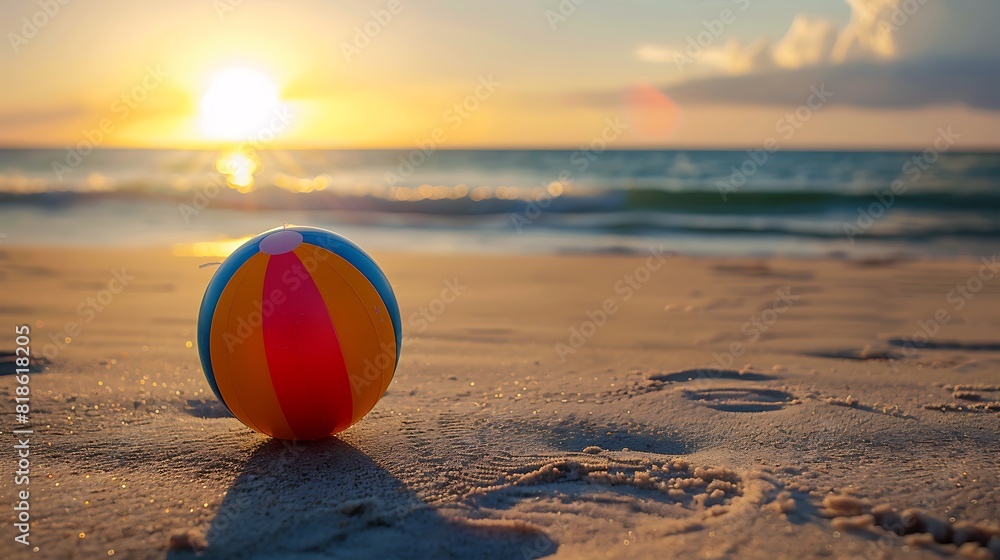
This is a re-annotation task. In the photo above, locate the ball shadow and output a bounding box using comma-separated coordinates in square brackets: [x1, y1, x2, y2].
[167, 437, 550, 559]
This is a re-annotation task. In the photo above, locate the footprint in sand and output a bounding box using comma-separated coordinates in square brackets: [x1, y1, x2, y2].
[615, 368, 780, 399]
[682, 387, 795, 412]
[654, 369, 906, 417]
[650, 369, 777, 383]
[467, 452, 744, 509]
[460, 448, 751, 553]
[924, 384, 1000, 413]
[889, 339, 1000, 352]
[805, 346, 902, 361]
[821, 494, 1000, 556]
[628, 368, 796, 413]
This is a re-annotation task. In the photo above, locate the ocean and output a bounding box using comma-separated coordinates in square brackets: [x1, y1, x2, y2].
[1, 148, 998, 257]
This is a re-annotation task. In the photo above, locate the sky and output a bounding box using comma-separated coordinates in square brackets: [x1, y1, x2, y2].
[1, 0, 998, 149]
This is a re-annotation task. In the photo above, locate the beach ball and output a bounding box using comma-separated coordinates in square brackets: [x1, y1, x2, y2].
[196, 226, 401, 440]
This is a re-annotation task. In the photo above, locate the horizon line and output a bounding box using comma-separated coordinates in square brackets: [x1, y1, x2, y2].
[1, 144, 999, 153]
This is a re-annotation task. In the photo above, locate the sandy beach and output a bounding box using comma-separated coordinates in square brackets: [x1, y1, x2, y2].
[4, 0, 1000, 557]
[1, 246, 998, 559]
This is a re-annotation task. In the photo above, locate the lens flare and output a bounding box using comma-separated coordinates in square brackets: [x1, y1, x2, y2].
[215, 149, 261, 192]
[624, 83, 682, 140]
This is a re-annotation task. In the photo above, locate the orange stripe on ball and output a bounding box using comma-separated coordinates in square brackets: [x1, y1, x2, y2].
[298, 243, 397, 397]
[294, 244, 394, 424]
[210, 252, 297, 439]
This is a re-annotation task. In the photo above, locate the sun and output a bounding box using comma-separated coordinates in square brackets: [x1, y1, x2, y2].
[199, 67, 280, 140]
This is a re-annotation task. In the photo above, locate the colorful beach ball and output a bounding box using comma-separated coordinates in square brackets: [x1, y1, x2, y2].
[197, 226, 401, 440]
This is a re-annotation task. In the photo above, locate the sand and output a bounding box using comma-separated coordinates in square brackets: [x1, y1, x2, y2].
[1, 247, 999, 559]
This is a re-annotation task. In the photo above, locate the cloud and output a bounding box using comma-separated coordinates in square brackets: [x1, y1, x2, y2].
[635, 45, 675, 64]
[663, 58, 1000, 110]
[773, 16, 840, 69]
[702, 37, 774, 74]
[640, 0, 1000, 72]
[631, 0, 1000, 109]
[832, 0, 1000, 62]
[686, 15, 840, 74]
